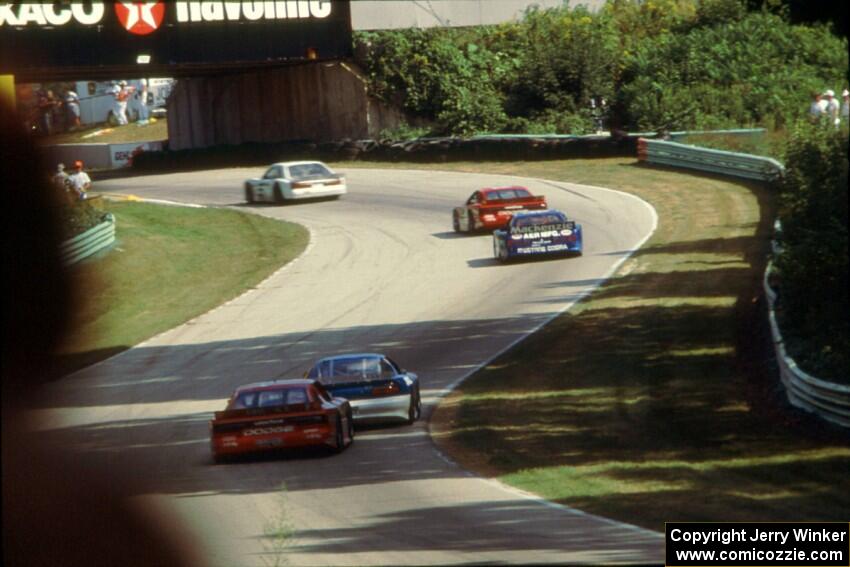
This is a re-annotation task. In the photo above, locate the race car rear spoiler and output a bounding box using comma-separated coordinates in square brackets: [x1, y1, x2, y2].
[213, 402, 318, 421]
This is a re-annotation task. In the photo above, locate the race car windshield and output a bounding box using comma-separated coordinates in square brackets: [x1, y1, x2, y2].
[289, 163, 332, 180]
[487, 189, 530, 201]
[513, 213, 564, 228]
[311, 356, 382, 383]
[232, 388, 309, 409]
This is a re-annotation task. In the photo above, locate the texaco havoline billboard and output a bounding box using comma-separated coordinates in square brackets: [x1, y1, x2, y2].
[0, 1, 352, 79]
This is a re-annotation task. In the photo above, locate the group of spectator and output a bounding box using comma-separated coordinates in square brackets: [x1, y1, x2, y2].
[809, 88, 850, 126]
[52, 160, 91, 201]
[34, 79, 151, 136]
[35, 87, 81, 136]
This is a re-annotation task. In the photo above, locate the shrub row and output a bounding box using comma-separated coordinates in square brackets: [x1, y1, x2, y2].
[775, 124, 849, 384]
[57, 199, 105, 240]
[130, 135, 639, 172]
[354, 0, 847, 136]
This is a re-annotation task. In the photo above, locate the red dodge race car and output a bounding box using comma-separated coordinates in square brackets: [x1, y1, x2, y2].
[452, 186, 547, 233]
[209, 379, 353, 462]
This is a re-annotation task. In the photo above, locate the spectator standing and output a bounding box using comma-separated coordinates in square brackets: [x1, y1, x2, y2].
[842, 89, 849, 122]
[809, 92, 824, 121]
[64, 89, 81, 131]
[67, 160, 92, 200]
[52, 163, 69, 192]
[823, 89, 840, 127]
[36, 88, 54, 135]
[48, 90, 66, 133]
[131, 79, 150, 124]
[817, 90, 829, 116]
[112, 80, 132, 125]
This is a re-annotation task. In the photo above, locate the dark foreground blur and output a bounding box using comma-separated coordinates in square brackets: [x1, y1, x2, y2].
[1, 101, 196, 567]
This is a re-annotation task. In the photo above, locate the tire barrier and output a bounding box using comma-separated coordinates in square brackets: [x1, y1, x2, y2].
[61, 213, 116, 266]
[764, 262, 850, 428]
[128, 130, 770, 173]
[130, 134, 640, 172]
[636, 137, 785, 182]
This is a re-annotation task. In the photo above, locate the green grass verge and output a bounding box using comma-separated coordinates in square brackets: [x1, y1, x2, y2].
[39, 118, 168, 146]
[55, 200, 308, 376]
[330, 159, 850, 531]
[677, 130, 788, 161]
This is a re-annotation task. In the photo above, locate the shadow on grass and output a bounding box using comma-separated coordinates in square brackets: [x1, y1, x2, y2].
[442, 177, 850, 527]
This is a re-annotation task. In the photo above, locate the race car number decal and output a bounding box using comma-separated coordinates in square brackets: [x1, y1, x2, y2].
[243, 426, 292, 436]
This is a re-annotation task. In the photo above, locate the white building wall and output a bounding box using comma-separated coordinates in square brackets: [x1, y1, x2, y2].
[350, 0, 606, 30]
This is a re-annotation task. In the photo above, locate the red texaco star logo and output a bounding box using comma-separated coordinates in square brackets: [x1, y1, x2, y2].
[114, 1, 165, 35]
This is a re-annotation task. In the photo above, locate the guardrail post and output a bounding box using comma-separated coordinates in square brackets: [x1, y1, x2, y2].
[636, 138, 648, 161]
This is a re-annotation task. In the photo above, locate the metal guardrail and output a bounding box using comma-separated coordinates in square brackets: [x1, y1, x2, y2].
[637, 137, 785, 182]
[470, 128, 767, 141]
[637, 138, 847, 427]
[61, 213, 116, 265]
[763, 262, 850, 428]
[668, 128, 767, 141]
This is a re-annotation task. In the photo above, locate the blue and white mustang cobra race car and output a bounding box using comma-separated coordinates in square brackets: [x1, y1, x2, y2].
[305, 354, 421, 425]
[244, 161, 346, 204]
[493, 210, 583, 262]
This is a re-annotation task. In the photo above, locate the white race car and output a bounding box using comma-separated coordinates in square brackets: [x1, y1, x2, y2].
[244, 161, 346, 203]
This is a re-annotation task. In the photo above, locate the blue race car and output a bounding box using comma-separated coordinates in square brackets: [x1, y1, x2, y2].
[305, 354, 421, 425]
[493, 210, 583, 262]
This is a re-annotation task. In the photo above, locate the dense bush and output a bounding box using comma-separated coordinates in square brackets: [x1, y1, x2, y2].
[353, 28, 509, 135]
[618, 11, 847, 131]
[775, 123, 849, 383]
[58, 198, 104, 240]
[353, 0, 847, 136]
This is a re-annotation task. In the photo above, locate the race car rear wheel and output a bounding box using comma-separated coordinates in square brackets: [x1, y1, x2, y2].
[452, 210, 462, 233]
[406, 389, 421, 425]
[496, 240, 510, 263]
[245, 184, 254, 203]
[273, 184, 285, 204]
[333, 415, 346, 453]
[346, 410, 355, 444]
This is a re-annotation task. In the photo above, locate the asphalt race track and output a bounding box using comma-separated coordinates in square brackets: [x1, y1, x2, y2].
[35, 168, 663, 565]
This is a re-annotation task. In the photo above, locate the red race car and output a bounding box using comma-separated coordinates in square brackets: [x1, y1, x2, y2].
[209, 379, 353, 462]
[452, 186, 547, 233]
